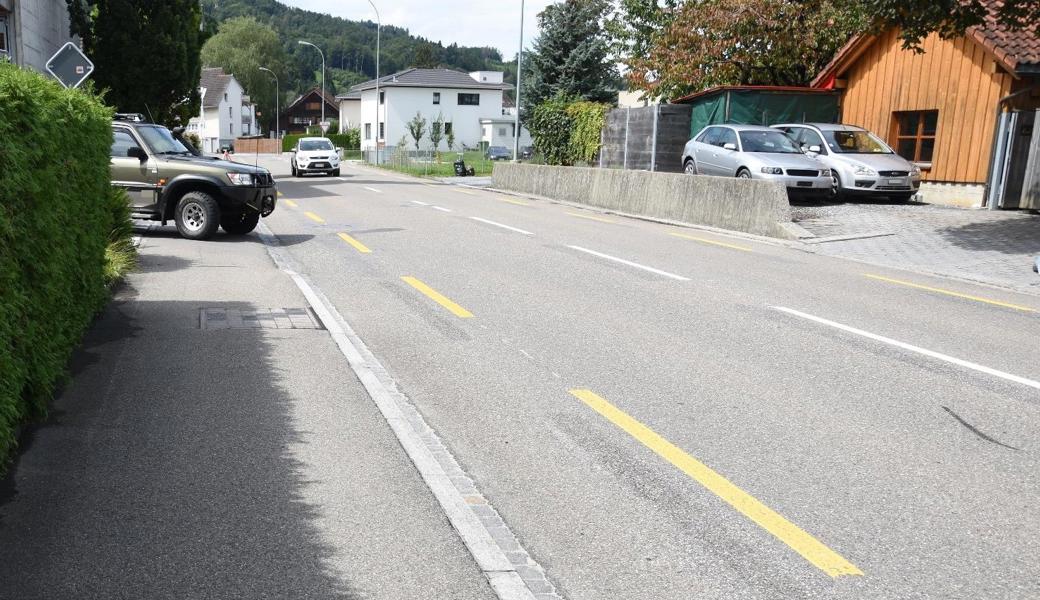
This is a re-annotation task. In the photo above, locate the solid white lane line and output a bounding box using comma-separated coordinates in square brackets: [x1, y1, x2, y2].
[774, 306, 1040, 390]
[337, 177, 348, 181]
[411, 200, 430, 206]
[470, 217, 534, 236]
[364, 186, 382, 193]
[432, 206, 453, 212]
[567, 245, 690, 282]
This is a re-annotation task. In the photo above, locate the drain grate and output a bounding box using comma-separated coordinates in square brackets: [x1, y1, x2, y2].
[200, 308, 324, 330]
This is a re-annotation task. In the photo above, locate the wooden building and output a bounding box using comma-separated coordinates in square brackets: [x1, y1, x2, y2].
[280, 87, 339, 135]
[813, 11, 1040, 208]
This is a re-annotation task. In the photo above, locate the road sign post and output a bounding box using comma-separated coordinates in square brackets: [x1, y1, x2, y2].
[46, 42, 94, 89]
[320, 121, 331, 135]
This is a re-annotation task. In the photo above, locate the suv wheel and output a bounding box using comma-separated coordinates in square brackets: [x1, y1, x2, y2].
[291, 161, 299, 177]
[332, 168, 340, 177]
[221, 211, 260, 235]
[174, 191, 220, 240]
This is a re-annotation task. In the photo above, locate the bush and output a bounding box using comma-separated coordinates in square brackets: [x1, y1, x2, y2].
[0, 63, 117, 467]
[527, 95, 609, 166]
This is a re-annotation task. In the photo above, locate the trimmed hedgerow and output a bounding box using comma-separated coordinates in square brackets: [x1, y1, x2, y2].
[0, 62, 116, 467]
[282, 129, 361, 153]
[528, 94, 609, 166]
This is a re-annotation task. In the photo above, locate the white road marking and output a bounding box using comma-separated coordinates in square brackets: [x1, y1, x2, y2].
[470, 217, 534, 236]
[567, 245, 690, 281]
[337, 177, 348, 181]
[432, 206, 453, 212]
[364, 186, 382, 193]
[411, 200, 430, 206]
[774, 306, 1040, 390]
[256, 222, 545, 600]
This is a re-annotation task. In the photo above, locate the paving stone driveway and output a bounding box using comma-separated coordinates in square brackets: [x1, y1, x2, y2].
[792, 201, 1040, 295]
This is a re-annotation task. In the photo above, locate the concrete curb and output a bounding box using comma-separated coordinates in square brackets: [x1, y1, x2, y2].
[257, 222, 562, 600]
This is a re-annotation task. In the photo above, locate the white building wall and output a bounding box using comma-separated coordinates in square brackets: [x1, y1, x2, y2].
[338, 100, 361, 132]
[481, 119, 532, 151]
[1, 0, 73, 74]
[360, 86, 504, 152]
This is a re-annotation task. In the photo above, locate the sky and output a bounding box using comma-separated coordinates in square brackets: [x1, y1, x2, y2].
[280, 1, 557, 59]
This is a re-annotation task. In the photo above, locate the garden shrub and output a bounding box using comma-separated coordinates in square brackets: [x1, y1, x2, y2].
[528, 95, 609, 166]
[282, 129, 362, 153]
[0, 63, 116, 467]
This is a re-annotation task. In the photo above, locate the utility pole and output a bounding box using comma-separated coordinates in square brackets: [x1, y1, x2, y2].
[366, 0, 381, 164]
[298, 40, 326, 126]
[513, 0, 525, 163]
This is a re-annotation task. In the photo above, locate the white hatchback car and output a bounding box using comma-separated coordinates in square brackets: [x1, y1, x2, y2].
[291, 137, 340, 177]
[772, 123, 922, 202]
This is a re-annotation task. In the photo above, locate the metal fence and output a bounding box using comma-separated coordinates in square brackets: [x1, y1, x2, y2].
[599, 104, 693, 173]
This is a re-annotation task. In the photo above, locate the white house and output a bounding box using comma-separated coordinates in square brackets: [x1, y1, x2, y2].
[0, 0, 74, 73]
[188, 67, 257, 153]
[347, 68, 523, 154]
[336, 90, 361, 132]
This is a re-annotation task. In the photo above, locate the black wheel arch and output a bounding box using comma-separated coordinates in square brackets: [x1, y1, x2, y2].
[160, 175, 225, 222]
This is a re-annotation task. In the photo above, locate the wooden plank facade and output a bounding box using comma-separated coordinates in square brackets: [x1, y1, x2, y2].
[834, 29, 1019, 184]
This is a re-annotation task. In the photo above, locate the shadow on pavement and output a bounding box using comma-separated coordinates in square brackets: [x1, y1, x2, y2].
[0, 281, 361, 599]
[938, 215, 1040, 255]
[141, 229, 314, 247]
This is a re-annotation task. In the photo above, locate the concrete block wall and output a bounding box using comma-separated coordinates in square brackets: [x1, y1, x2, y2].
[493, 163, 794, 239]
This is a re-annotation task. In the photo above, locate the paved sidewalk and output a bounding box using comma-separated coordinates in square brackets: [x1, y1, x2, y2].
[0, 226, 494, 599]
[792, 201, 1040, 295]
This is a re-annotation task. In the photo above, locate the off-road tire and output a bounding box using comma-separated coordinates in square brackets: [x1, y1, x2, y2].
[221, 211, 260, 235]
[174, 191, 221, 240]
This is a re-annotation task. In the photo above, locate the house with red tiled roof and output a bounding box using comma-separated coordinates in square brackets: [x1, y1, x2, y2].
[812, 6, 1040, 209]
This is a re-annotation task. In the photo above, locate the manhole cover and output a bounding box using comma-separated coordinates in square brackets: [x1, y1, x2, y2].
[200, 308, 324, 330]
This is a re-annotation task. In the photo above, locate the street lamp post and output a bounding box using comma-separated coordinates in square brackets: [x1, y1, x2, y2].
[297, 40, 326, 127]
[366, 1, 381, 164]
[513, 0, 525, 163]
[258, 66, 279, 139]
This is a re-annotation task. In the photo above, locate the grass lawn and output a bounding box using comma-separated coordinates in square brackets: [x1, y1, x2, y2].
[373, 150, 498, 177]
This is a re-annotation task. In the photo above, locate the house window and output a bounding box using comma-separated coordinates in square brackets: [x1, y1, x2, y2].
[229, 122, 233, 135]
[458, 93, 479, 106]
[379, 122, 384, 140]
[0, 15, 10, 58]
[433, 92, 440, 105]
[445, 122, 452, 135]
[893, 110, 938, 163]
[224, 92, 228, 101]
[379, 91, 385, 105]
[365, 123, 372, 140]
[499, 127, 507, 137]
[305, 101, 320, 111]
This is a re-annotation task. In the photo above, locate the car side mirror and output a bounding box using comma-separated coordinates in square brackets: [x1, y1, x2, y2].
[127, 146, 147, 161]
[807, 145, 822, 154]
[723, 143, 737, 151]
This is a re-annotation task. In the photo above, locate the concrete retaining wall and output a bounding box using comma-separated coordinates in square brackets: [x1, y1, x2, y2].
[492, 163, 794, 238]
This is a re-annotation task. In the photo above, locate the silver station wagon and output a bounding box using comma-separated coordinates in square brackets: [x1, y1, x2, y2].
[772, 123, 922, 202]
[681, 124, 832, 198]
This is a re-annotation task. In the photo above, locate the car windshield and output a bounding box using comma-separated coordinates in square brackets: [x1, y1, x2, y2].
[738, 131, 801, 154]
[138, 125, 190, 155]
[300, 140, 334, 151]
[824, 130, 893, 154]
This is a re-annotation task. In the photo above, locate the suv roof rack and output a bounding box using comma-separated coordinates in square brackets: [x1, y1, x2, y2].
[114, 113, 147, 123]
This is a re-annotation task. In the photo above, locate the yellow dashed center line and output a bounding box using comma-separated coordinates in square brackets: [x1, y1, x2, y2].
[499, 197, 529, 206]
[338, 232, 372, 254]
[277, 191, 284, 197]
[304, 211, 325, 224]
[454, 188, 477, 196]
[566, 211, 616, 224]
[864, 274, 1036, 312]
[569, 389, 862, 578]
[284, 199, 298, 208]
[401, 276, 473, 318]
[669, 232, 753, 252]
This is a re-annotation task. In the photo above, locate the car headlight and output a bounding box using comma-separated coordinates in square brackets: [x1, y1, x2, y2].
[853, 164, 877, 176]
[818, 169, 831, 177]
[760, 167, 783, 175]
[910, 164, 921, 176]
[227, 172, 253, 185]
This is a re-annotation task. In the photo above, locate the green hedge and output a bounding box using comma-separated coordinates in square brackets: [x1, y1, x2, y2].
[282, 128, 361, 153]
[527, 95, 609, 166]
[0, 63, 116, 466]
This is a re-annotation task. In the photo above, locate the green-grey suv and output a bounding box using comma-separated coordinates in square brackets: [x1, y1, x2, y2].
[110, 114, 277, 240]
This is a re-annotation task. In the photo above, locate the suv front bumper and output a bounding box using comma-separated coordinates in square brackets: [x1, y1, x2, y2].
[225, 184, 277, 216]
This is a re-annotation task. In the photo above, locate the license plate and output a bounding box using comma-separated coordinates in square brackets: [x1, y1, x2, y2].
[797, 181, 812, 187]
[888, 178, 903, 185]
[314, 162, 329, 168]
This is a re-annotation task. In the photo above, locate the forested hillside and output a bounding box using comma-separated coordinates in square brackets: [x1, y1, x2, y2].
[201, 0, 515, 97]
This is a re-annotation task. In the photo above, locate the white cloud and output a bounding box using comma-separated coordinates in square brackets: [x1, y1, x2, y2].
[279, 0, 557, 59]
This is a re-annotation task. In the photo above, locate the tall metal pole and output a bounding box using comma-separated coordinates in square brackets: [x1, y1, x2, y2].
[367, 1, 381, 164]
[513, 0, 525, 162]
[298, 40, 326, 126]
[259, 66, 279, 139]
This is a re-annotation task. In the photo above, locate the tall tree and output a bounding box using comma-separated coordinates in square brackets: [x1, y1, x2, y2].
[524, 0, 619, 116]
[607, 0, 680, 78]
[67, 0, 204, 124]
[200, 17, 288, 129]
[861, 0, 1040, 49]
[630, 0, 867, 100]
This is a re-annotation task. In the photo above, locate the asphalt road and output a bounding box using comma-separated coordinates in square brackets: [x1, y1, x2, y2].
[257, 156, 1040, 600]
